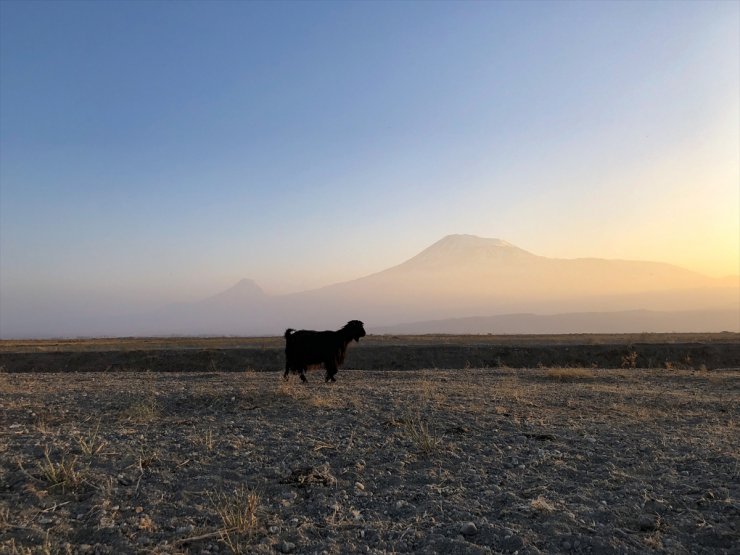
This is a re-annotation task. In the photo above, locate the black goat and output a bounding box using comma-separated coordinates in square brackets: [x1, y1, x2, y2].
[284, 320, 366, 383]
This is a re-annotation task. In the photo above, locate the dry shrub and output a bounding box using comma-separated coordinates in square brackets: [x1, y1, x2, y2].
[621, 350, 638, 368]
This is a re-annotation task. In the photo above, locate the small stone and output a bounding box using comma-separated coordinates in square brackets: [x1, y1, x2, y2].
[503, 535, 524, 551]
[460, 521, 478, 536]
[643, 499, 670, 514]
[638, 514, 657, 531]
[355, 482, 365, 491]
[279, 540, 296, 553]
[562, 541, 571, 550]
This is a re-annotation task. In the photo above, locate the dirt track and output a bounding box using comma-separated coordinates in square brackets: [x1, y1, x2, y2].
[1, 367, 738, 554]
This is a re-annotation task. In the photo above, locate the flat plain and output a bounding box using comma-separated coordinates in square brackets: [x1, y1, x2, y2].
[2, 333, 739, 373]
[1, 361, 738, 554]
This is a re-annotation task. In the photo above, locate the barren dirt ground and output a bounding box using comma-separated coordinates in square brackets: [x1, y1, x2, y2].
[1, 368, 738, 554]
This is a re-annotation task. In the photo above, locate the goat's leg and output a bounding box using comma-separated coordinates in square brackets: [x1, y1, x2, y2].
[300, 367, 308, 383]
[325, 362, 338, 383]
[284, 363, 290, 381]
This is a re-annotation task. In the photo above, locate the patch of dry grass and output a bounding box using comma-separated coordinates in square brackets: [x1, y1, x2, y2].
[191, 427, 216, 452]
[274, 374, 349, 410]
[37, 447, 84, 493]
[76, 418, 107, 456]
[209, 486, 261, 554]
[529, 495, 557, 513]
[120, 396, 159, 422]
[544, 367, 597, 381]
[403, 416, 443, 455]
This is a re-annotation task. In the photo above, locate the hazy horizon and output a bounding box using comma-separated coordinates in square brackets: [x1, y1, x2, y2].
[1, 1, 738, 337]
[2, 233, 737, 339]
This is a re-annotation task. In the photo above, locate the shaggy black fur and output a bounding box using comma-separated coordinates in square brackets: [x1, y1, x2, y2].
[284, 320, 366, 383]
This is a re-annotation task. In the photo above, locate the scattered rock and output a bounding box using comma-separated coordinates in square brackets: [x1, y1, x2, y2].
[638, 514, 657, 531]
[279, 541, 296, 553]
[503, 534, 524, 552]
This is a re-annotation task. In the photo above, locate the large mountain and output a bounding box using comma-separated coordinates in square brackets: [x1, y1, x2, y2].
[306, 234, 730, 312]
[131, 234, 737, 336]
[3, 235, 738, 337]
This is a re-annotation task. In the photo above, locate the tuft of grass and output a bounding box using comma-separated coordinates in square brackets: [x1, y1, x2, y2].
[77, 418, 107, 456]
[403, 415, 442, 455]
[120, 396, 159, 422]
[37, 447, 84, 492]
[529, 495, 557, 513]
[192, 427, 216, 451]
[544, 367, 596, 381]
[209, 486, 261, 554]
[6, 533, 54, 555]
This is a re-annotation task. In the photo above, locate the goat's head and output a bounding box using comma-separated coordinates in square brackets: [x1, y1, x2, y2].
[344, 320, 366, 342]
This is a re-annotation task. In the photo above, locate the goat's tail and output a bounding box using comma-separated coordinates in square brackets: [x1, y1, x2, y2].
[284, 328, 295, 339]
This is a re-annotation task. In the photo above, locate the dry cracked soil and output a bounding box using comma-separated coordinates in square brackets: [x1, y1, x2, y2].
[1, 367, 738, 554]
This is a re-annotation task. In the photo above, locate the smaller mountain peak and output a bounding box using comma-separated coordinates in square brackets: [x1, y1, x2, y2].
[205, 278, 266, 304]
[233, 278, 261, 289]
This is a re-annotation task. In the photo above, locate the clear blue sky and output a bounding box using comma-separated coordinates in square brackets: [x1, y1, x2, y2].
[1, 1, 738, 315]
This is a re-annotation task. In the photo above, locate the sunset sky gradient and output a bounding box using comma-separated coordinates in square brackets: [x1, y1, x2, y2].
[1, 1, 738, 319]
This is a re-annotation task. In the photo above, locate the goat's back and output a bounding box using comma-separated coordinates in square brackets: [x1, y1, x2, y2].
[285, 329, 347, 364]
